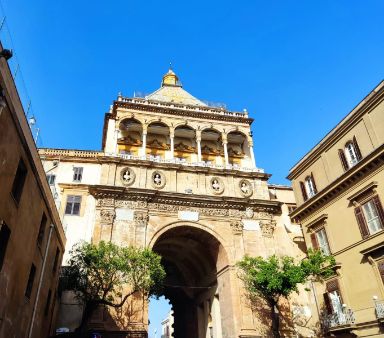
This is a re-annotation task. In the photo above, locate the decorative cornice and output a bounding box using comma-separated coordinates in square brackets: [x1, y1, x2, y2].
[38, 148, 271, 179]
[290, 144, 384, 221]
[347, 181, 378, 202]
[112, 100, 254, 124]
[89, 185, 282, 214]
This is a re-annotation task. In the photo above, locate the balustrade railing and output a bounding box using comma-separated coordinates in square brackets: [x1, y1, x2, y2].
[116, 153, 263, 173]
[375, 299, 384, 319]
[323, 308, 355, 330]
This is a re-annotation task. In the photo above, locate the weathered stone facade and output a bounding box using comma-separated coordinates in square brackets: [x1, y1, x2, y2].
[40, 69, 314, 337]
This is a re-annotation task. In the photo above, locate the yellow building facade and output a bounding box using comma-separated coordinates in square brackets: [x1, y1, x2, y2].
[288, 81, 384, 337]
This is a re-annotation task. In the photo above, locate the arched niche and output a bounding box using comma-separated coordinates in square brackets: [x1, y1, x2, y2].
[174, 125, 196, 162]
[146, 121, 170, 158]
[201, 128, 222, 164]
[118, 118, 143, 155]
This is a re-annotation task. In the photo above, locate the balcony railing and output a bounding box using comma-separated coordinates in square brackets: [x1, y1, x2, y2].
[375, 299, 384, 319]
[115, 153, 264, 173]
[322, 308, 355, 330]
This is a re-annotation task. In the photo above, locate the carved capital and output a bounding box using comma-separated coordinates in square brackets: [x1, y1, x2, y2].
[230, 220, 244, 234]
[260, 218, 276, 237]
[100, 209, 115, 224]
[134, 211, 149, 227]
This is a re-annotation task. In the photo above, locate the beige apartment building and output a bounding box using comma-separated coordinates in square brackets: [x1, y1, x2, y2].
[288, 81, 384, 337]
[0, 45, 66, 338]
[40, 69, 315, 337]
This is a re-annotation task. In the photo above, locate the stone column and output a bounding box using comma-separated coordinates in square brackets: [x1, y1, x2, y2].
[222, 133, 229, 167]
[196, 130, 202, 162]
[248, 139, 256, 168]
[170, 129, 175, 159]
[141, 126, 147, 158]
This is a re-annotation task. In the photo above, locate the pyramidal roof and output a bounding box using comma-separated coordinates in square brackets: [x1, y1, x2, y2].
[145, 68, 207, 107]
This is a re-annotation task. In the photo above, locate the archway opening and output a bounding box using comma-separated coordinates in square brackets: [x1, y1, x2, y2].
[152, 226, 228, 338]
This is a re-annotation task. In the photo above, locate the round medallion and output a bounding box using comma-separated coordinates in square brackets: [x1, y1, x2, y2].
[239, 179, 253, 197]
[120, 167, 136, 186]
[210, 177, 224, 195]
[151, 171, 166, 189]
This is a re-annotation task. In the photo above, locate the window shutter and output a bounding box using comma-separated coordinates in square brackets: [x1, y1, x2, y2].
[310, 233, 319, 250]
[354, 206, 369, 238]
[352, 136, 362, 160]
[323, 293, 333, 314]
[378, 260, 384, 284]
[310, 172, 318, 193]
[372, 195, 384, 228]
[338, 149, 348, 171]
[300, 181, 308, 201]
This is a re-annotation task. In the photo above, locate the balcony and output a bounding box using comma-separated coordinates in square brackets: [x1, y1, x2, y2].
[322, 308, 356, 333]
[375, 299, 384, 322]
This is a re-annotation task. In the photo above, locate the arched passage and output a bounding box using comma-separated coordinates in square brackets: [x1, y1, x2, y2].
[151, 225, 230, 338]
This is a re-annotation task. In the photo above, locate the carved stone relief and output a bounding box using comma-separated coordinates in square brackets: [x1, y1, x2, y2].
[230, 220, 244, 234]
[239, 179, 253, 197]
[100, 209, 116, 224]
[151, 171, 166, 189]
[210, 177, 224, 195]
[260, 218, 277, 237]
[120, 167, 136, 186]
[134, 211, 149, 227]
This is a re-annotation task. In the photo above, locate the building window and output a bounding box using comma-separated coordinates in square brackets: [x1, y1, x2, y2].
[53, 247, 60, 272]
[338, 136, 362, 171]
[354, 196, 384, 238]
[46, 174, 56, 185]
[37, 213, 47, 247]
[0, 221, 11, 271]
[73, 167, 83, 182]
[44, 289, 52, 316]
[300, 173, 318, 201]
[310, 228, 331, 255]
[25, 263, 36, 299]
[11, 158, 28, 204]
[323, 279, 343, 315]
[305, 175, 317, 198]
[65, 195, 82, 215]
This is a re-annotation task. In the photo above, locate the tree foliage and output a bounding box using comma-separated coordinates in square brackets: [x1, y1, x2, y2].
[237, 249, 335, 337]
[64, 241, 166, 310]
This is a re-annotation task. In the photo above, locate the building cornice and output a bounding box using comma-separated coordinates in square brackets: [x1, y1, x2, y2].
[88, 185, 282, 213]
[287, 80, 384, 179]
[290, 144, 384, 220]
[38, 148, 271, 179]
[112, 100, 254, 124]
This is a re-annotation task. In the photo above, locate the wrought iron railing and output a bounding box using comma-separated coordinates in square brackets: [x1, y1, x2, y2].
[322, 308, 355, 330]
[375, 299, 384, 319]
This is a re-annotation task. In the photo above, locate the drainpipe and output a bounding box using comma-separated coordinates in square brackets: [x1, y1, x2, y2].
[28, 223, 54, 338]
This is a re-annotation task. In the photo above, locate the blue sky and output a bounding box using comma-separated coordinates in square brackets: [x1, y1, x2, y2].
[1, 0, 383, 334]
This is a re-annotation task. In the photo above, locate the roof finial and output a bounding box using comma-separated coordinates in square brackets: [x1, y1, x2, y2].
[169, 62, 172, 70]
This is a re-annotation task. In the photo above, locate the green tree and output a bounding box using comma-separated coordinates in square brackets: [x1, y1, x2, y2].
[237, 249, 335, 338]
[63, 241, 166, 331]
